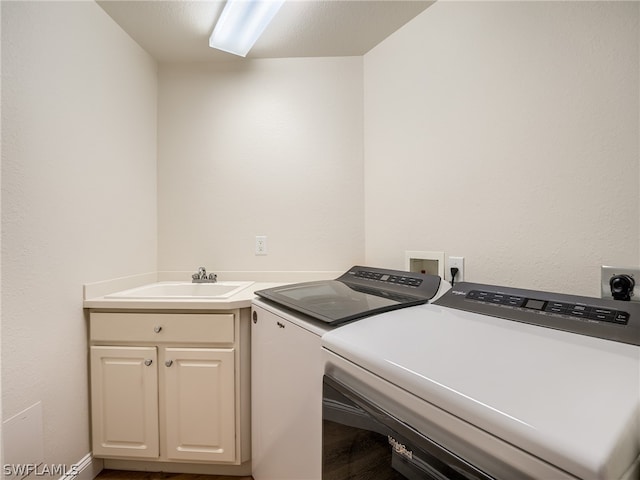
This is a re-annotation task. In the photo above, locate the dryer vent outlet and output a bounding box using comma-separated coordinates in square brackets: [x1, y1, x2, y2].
[601, 266, 640, 303]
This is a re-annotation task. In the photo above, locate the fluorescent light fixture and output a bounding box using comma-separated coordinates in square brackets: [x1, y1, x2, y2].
[209, 0, 285, 57]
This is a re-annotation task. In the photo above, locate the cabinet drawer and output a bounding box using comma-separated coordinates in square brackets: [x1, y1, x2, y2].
[90, 313, 235, 344]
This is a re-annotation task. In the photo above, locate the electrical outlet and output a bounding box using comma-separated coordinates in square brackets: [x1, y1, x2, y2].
[255, 235, 267, 255]
[448, 256, 464, 283]
[601, 266, 640, 302]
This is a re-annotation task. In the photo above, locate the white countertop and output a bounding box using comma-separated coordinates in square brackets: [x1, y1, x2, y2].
[83, 281, 282, 310]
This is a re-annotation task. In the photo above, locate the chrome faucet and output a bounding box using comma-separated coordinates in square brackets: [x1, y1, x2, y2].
[192, 266, 217, 283]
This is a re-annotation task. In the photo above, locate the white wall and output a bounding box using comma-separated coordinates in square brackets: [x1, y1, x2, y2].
[1, 1, 157, 468]
[364, 1, 639, 296]
[0, 1, 3, 470]
[157, 58, 364, 274]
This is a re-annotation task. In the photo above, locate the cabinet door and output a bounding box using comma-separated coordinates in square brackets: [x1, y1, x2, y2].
[163, 347, 236, 462]
[251, 306, 323, 480]
[90, 346, 159, 458]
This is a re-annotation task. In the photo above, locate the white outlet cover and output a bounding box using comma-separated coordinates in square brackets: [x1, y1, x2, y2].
[255, 235, 267, 255]
[448, 256, 464, 282]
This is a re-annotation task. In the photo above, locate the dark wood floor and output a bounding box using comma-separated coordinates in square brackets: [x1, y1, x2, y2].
[95, 470, 253, 480]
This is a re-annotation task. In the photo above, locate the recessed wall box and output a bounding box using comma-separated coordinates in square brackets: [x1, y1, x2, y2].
[405, 251, 445, 278]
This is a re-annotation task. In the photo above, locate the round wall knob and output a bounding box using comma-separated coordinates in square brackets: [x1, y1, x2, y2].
[610, 274, 635, 301]
[154, 326, 162, 333]
[165, 360, 174, 367]
[144, 359, 153, 366]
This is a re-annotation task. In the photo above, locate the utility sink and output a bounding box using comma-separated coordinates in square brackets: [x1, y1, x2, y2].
[105, 281, 254, 299]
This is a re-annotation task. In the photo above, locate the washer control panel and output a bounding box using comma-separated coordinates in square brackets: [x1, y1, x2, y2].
[338, 266, 441, 300]
[435, 282, 639, 346]
[466, 290, 630, 324]
[351, 268, 424, 287]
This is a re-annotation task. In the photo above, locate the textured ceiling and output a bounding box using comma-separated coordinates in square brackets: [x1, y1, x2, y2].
[97, 1, 434, 63]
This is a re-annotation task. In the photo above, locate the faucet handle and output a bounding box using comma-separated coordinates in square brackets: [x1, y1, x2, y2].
[192, 266, 216, 283]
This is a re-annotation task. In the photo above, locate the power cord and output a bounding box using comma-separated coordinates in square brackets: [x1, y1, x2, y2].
[450, 267, 459, 287]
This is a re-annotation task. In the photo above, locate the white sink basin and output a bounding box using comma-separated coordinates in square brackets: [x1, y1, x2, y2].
[105, 281, 254, 299]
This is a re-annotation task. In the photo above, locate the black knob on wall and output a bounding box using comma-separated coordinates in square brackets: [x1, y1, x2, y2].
[610, 274, 635, 301]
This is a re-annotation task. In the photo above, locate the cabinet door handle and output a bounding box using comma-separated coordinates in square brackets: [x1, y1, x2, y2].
[165, 360, 174, 367]
[144, 359, 153, 366]
[154, 326, 162, 333]
[277, 321, 285, 329]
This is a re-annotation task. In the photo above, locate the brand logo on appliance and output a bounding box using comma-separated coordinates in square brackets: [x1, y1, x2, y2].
[388, 435, 413, 460]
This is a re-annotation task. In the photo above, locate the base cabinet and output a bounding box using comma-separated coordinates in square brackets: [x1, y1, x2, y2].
[89, 311, 249, 466]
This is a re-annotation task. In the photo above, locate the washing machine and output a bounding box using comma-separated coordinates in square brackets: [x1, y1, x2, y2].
[322, 282, 639, 479]
[251, 266, 447, 480]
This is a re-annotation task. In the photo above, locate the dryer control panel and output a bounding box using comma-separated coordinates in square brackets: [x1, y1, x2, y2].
[434, 282, 639, 346]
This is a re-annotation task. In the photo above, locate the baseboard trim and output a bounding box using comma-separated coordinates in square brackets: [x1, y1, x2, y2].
[60, 454, 103, 480]
[102, 459, 251, 476]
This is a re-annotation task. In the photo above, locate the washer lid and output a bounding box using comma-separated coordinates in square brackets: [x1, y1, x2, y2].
[322, 304, 640, 480]
[255, 265, 441, 325]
